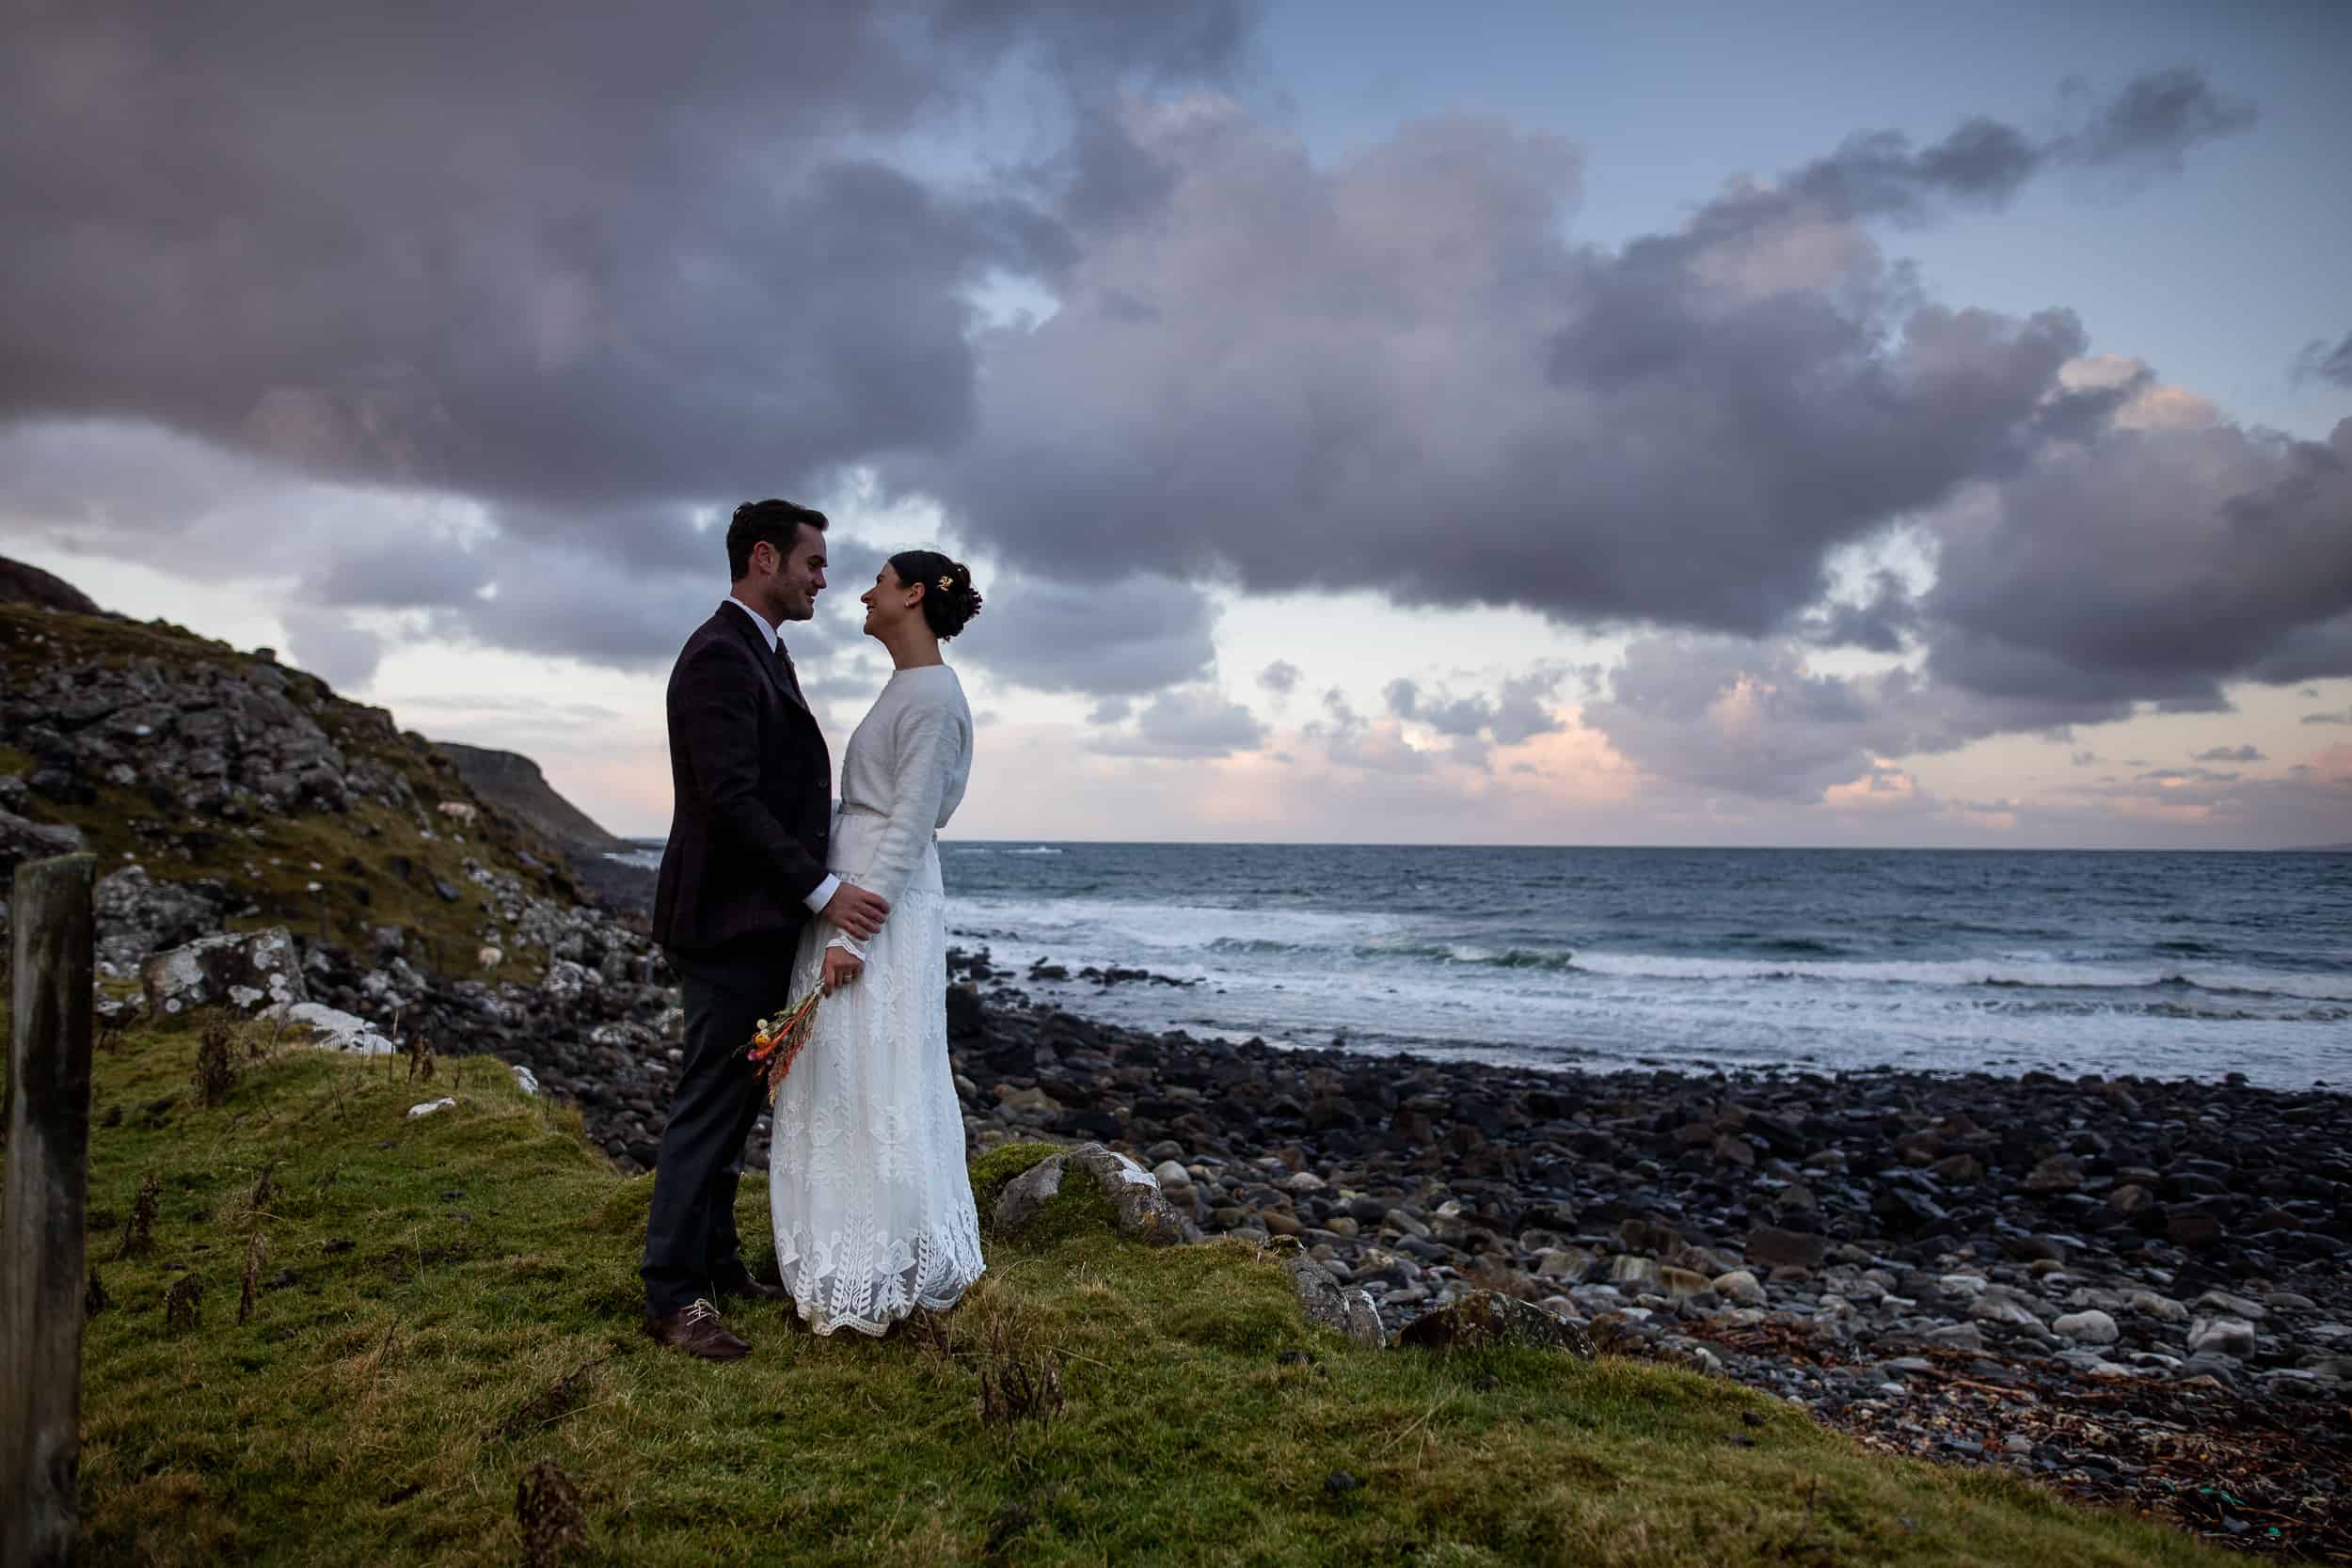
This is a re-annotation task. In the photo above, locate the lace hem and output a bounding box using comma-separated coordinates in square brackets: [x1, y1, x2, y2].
[776, 1224, 986, 1337]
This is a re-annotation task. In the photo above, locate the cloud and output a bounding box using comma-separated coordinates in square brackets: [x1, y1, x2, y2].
[2295, 331, 2352, 389]
[1, 3, 1253, 505]
[1581, 632, 2106, 801]
[1921, 416, 2352, 709]
[1257, 659, 1300, 695]
[1798, 567, 1920, 653]
[956, 571, 1218, 695]
[2304, 710, 2352, 725]
[1087, 684, 1264, 757]
[2192, 744, 2264, 763]
[280, 606, 384, 689]
[906, 72, 2249, 644]
[0, 0, 1250, 676]
[1385, 672, 1566, 748]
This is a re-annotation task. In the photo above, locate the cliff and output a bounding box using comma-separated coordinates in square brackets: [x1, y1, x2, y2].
[433, 740, 625, 853]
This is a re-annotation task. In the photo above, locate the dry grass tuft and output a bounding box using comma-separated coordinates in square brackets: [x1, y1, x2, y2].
[495, 1355, 609, 1442]
[516, 1459, 588, 1568]
[193, 1013, 237, 1105]
[974, 1309, 1065, 1433]
[245, 1156, 279, 1217]
[115, 1172, 159, 1259]
[237, 1232, 267, 1326]
[164, 1274, 204, 1332]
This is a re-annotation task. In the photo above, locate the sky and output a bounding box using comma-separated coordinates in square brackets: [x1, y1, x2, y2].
[4, 0, 2349, 848]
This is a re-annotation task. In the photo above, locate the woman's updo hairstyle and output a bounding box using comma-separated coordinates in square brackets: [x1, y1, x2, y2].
[888, 549, 983, 641]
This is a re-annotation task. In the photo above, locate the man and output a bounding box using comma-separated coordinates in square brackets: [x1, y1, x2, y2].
[642, 498, 890, 1359]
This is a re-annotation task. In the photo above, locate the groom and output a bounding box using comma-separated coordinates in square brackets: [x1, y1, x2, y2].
[642, 498, 890, 1359]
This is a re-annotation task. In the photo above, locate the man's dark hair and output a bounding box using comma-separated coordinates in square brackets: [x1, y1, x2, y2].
[726, 499, 827, 580]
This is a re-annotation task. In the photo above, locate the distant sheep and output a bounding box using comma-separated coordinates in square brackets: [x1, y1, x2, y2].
[437, 800, 478, 822]
[477, 945, 504, 971]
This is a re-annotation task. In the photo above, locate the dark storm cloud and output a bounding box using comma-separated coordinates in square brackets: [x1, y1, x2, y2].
[1729, 67, 2249, 230]
[906, 71, 2249, 641]
[1922, 418, 2352, 706]
[2295, 332, 2352, 389]
[1797, 568, 1919, 654]
[0, 0, 1248, 510]
[951, 572, 1218, 695]
[1582, 634, 2115, 800]
[0, 0, 1254, 689]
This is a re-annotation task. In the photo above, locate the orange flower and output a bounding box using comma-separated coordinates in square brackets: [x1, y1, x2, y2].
[745, 990, 823, 1102]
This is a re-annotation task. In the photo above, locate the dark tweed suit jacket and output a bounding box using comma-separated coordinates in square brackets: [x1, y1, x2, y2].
[650, 604, 833, 954]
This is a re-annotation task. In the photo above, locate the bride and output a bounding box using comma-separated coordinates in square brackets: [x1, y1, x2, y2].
[768, 548, 986, 1336]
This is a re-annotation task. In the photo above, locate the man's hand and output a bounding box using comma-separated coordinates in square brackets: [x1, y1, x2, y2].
[821, 946, 865, 996]
[820, 882, 890, 941]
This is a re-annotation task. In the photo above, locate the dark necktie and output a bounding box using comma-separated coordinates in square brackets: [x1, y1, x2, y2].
[775, 641, 805, 705]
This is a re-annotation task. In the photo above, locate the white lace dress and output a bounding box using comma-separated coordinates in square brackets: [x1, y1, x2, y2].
[768, 664, 985, 1335]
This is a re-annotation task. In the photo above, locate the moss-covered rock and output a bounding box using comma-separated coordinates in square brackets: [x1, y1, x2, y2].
[968, 1140, 1064, 1225]
[992, 1142, 1194, 1248]
[1396, 1289, 1597, 1358]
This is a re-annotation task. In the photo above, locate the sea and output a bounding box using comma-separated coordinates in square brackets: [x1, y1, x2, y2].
[609, 842, 2352, 1090]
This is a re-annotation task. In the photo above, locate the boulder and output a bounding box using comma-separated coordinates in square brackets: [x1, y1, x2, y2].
[94, 864, 229, 974]
[1969, 1290, 2043, 1329]
[1395, 1291, 1596, 1358]
[2022, 1155, 2086, 1194]
[1609, 1255, 1661, 1291]
[945, 983, 984, 1039]
[993, 1142, 1192, 1246]
[142, 927, 307, 1016]
[0, 805, 83, 879]
[2053, 1309, 2120, 1345]
[2186, 1315, 2259, 1358]
[266, 1001, 397, 1055]
[1744, 1225, 1826, 1271]
[1282, 1254, 1386, 1348]
[1712, 1269, 1768, 1306]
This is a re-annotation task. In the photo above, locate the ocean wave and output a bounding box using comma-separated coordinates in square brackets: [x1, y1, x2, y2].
[1562, 951, 2352, 1003]
[1008, 846, 1065, 856]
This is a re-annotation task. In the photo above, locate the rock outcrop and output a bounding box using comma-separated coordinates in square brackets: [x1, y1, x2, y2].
[435, 741, 624, 852]
[993, 1142, 1195, 1246]
[0, 556, 101, 615]
[141, 927, 307, 1016]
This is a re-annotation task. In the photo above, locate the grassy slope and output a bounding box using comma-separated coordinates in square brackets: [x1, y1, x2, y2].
[0, 603, 583, 984]
[30, 1021, 2233, 1568]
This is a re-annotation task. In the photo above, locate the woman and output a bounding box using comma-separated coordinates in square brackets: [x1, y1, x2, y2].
[768, 548, 985, 1336]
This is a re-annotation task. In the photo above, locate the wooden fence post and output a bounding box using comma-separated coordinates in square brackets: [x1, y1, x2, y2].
[3, 852, 96, 1568]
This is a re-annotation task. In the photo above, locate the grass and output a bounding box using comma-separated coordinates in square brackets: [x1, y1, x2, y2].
[7, 1017, 2240, 1567]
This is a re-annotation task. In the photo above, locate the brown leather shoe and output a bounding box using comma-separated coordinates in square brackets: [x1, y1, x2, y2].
[644, 1298, 750, 1360]
[711, 1269, 789, 1305]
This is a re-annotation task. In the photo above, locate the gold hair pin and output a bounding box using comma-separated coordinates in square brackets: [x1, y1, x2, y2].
[936, 574, 955, 592]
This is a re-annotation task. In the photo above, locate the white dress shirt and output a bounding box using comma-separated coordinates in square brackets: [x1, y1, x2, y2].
[723, 596, 838, 915]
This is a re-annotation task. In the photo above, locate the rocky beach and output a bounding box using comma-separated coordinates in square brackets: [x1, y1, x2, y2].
[5, 581, 2349, 1557]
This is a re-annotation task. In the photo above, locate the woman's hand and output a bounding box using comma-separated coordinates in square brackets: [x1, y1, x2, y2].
[821, 946, 866, 996]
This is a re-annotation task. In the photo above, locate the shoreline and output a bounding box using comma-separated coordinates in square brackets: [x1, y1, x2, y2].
[930, 956, 2352, 1551]
[281, 855, 2349, 1551]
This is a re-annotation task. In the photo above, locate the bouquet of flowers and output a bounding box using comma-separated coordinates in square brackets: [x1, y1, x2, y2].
[745, 990, 823, 1103]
